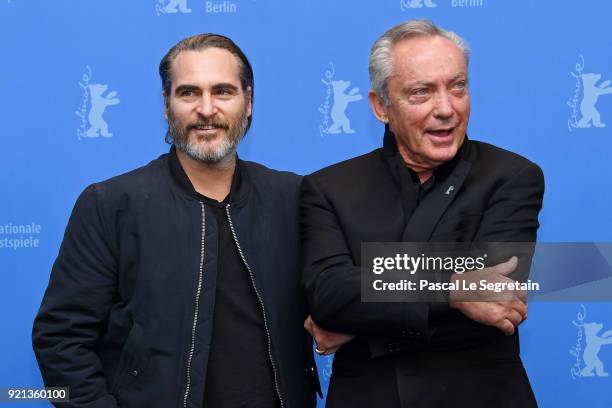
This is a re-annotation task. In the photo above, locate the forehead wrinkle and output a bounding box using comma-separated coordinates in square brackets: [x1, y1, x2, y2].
[391, 36, 466, 75]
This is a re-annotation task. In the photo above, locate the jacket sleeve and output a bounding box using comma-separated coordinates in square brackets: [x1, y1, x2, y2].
[469, 161, 545, 286]
[475, 161, 545, 243]
[300, 175, 430, 339]
[32, 185, 119, 408]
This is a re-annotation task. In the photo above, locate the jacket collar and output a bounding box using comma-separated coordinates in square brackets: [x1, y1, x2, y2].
[167, 145, 250, 204]
[380, 126, 473, 241]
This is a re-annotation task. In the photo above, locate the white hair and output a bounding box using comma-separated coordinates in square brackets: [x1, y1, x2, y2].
[369, 19, 470, 105]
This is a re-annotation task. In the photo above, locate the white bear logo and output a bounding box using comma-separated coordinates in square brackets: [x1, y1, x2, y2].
[400, 0, 437, 10]
[328, 80, 362, 134]
[574, 320, 612, 377]
[319, 62, 363, 136]
[85, 84, 120, 138]
[156, 0, 191, 15]
[576, 72, 612, 128]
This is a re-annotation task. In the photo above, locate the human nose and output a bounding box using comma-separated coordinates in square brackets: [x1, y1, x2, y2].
[195, 93, 216, 117]
[432, 90, 454, 119]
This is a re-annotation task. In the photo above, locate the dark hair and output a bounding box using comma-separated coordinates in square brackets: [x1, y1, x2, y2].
[159, 33, 254, 130]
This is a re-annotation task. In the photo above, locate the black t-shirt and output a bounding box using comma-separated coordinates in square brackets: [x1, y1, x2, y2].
[394, 146, 462, 216]
[202, 195, 279, 408]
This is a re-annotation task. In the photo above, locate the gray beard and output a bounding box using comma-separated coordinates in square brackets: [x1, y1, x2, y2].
[173, 130, 238, 165]
[167, 111, 249, 165]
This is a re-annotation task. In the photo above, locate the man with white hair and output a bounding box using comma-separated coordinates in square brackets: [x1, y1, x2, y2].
[302, 20, 543, 407]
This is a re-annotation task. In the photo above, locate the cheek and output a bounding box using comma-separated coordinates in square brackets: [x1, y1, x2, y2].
[390, 104, 420, 128]
[390, 115, 427, 145]
[403, 113, 428, 139]
[225, 100, 248, 117]
[456, 97, 470, 119]
[173, 106, 195, 123]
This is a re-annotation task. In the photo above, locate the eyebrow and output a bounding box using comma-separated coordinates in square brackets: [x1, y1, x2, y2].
[174, 84, 199, 95]
[212, 83, 240, 93]
[173, 82, 241, 95]
[449, 73, 468, 83]
[404, 81, 433, 90]
[402, 73, 468, 92]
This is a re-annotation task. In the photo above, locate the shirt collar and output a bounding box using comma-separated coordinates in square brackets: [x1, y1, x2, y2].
[167, 145, 248, 204]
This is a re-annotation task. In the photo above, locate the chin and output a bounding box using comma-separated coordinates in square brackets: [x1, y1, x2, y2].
[191, 137, 225, 150]
[427, 148, 459, 164]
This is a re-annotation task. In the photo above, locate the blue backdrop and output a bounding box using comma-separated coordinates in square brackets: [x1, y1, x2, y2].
[1, 1, 611, 406]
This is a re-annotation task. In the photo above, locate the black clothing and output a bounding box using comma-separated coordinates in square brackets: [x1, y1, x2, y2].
[301, 130, 544, 408]
[203, 197, 278, 408]
[33, 147, 318, 408]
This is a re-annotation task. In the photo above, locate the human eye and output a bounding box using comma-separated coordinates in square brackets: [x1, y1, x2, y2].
[215, 86, 238, 97]
[407, 87, 430, 103]
[178, 87, 198, 97]
[451, 79, 468, 94]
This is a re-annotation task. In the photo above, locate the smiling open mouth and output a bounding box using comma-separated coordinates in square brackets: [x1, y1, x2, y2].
[195, 125, 221, 131]
[426, 127, 455, 138]
[189, 121, 229, 132]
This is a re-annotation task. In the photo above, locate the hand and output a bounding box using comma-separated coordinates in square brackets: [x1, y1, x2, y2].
[449, 257, 528, 335]
[303, 315, 355, 355]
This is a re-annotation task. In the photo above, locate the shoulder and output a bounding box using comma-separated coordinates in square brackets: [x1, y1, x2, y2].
[80, 153, 171, 206]
[465, 141, 545, 201]
[467, 140, 544, 181]
[240, 159, 302, 194]
[306, 148, 383, 187]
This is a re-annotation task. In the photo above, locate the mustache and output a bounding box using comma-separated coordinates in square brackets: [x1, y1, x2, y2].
[187, 118, 230, 131]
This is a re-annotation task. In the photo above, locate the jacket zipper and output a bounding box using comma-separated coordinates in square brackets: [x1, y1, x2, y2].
[183, 202, 206, 408]
[225, 203, 286, 408]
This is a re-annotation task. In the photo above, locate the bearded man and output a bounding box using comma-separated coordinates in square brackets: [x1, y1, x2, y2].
[33, 34, 318, 408]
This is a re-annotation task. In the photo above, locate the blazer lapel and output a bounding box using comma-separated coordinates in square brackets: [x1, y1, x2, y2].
[402, 159, 472, 242]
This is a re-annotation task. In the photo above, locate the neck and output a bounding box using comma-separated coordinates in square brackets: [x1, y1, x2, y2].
[413, 169, 433, 184]
[397, 146, 434, 184]
[175, 149, 236, 202]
